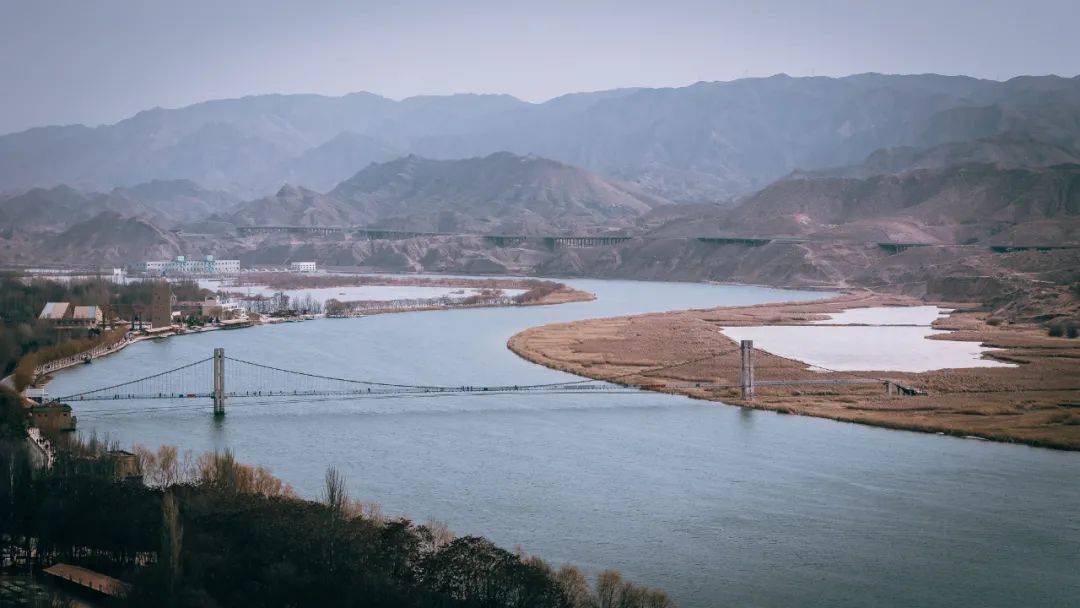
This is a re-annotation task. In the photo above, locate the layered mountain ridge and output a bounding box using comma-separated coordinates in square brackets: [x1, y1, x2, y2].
[1, 74, 1078, 317]
[3, 73, 1079, 201]
[0, 179, 240, 232]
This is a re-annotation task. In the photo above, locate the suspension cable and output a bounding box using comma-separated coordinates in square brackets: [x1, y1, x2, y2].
[55, 345, 743, 405]
[53, 357, 213, 400]
[224, 347, 739, 392]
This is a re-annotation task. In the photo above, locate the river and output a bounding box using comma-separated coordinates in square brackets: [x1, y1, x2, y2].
[46, 279, 1080, 608]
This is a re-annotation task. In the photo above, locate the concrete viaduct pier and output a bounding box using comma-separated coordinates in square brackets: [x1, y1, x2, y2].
[542, 236, 632, 250]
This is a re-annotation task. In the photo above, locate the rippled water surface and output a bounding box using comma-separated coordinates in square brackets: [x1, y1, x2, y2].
[47, 280, 1080, 607]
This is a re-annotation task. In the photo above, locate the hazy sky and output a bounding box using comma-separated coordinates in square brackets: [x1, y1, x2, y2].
[1, 0, 1077, 135]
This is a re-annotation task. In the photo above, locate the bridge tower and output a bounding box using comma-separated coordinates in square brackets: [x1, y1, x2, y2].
[740, 340, 754, 400]
[213, 348, 225, 416]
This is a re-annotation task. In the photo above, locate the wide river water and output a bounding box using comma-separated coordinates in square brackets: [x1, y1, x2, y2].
[48, 279, 1080, 607]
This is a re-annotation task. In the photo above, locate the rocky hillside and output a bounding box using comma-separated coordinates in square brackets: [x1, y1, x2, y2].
[196, 226, 1078, 321]
[0, 180, 239, 232]
[0, 185, 89, 231]
[328, 152, 664, 234]
[799, 134, 1080, 180]
[3, 74, 1079, 201]
[34, 212, 183, 264]
[108, 179, 242, 226]
[223, 184, 374, 227]
[278, 132, 403, 192]
[652, 163, 1080, 245]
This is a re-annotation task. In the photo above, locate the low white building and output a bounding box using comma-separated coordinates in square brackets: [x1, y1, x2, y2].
[289, 261, 317, 272]
[140, 255, 241, 275]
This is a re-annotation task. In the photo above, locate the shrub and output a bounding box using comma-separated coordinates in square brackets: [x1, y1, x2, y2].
[0, 389, 29, 439]
[1048, 321, 1079, 338]
[986, 317, 1003, 326]
[512, 280, 564, 304]
[12, 354, 37, 391]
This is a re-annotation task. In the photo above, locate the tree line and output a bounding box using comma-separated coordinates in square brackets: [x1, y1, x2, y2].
[0, 273, 209, 384]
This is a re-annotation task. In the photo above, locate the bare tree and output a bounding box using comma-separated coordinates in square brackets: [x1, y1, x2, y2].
[644, 590, 675, 608]
[196, 449, 240, 492]
[616, 582, 647, 608]
[420, 519, 456, 553]
[133, 444, 157, 481]
[554, 564, 597, 608]
[349, 499, 385, 523]
[156, 445, 178, 486]
[321, 466, 349, 514]
[596, 570, 623, 608]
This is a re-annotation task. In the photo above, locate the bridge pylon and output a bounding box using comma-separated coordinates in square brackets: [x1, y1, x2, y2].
[213, 348, 225, 416]
[740, 340, 755, 400]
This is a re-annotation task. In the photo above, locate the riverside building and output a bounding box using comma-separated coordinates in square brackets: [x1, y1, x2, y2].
[140, 255, 240, 275]
[289, 261, 318, 272]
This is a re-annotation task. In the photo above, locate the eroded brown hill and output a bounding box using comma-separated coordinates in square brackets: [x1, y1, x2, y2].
[715, 163, 1080, 245]
[329, 152, 665, 234]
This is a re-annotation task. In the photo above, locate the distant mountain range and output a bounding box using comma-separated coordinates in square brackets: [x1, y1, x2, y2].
[2, 72, 1079, 314]
[2, 74, 1079, 201]
[0, 179, 240, 232]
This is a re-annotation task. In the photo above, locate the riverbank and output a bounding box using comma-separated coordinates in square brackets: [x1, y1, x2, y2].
[27, 280, 591, 395]
[30, 322, 249, 390]
[230, 272, 569, 292]
[508, 291, 1080, 450]
[323, 282, 594, 317]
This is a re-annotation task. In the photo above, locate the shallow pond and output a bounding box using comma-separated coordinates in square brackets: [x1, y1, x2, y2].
[722, 306, 1014, 372]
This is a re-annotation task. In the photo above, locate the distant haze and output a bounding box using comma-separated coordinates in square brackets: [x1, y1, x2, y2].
[1, 0, 1077, 135]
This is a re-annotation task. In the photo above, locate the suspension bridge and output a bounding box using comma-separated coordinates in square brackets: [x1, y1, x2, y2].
[50, 343, 920, 419]
[52, 348, 660, 417]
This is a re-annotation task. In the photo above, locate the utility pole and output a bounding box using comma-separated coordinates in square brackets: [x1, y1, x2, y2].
[213, 348, 225, 416]
[740, 340, 755, 400]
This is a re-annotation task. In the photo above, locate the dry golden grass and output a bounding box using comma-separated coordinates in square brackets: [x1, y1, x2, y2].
[508, 292, 1080, 450]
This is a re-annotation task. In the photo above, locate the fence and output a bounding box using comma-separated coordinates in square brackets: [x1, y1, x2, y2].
[35, 335, 134, 376]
